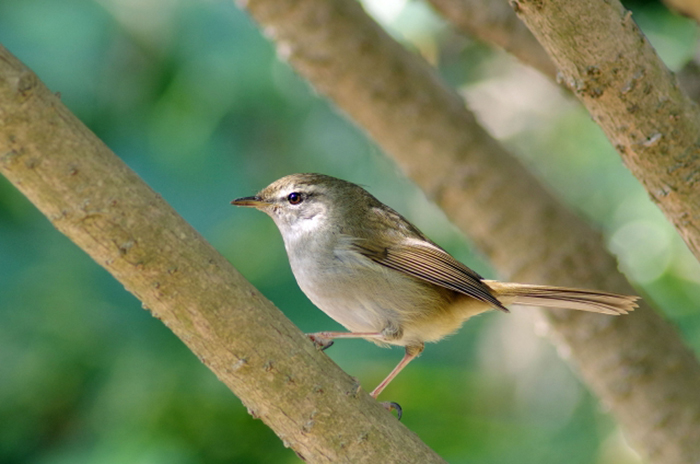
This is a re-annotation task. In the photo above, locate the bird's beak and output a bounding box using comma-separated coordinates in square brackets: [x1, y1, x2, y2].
[231, 196, 269, 208]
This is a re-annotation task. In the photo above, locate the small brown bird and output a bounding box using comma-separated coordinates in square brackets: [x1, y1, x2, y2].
[232, 173, 638, 415]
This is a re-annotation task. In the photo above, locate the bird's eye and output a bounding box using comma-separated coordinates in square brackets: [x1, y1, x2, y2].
[287, 192, 303, 205]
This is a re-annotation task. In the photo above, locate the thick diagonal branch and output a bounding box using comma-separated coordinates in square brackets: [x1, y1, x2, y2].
[238, 0, 700, 462]
[511, 0, 700, 265]
[427, 0, 700, 101]
[0, 45, 444, 464]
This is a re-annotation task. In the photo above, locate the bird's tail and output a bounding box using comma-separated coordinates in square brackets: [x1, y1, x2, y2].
[484, 281, 639, 315]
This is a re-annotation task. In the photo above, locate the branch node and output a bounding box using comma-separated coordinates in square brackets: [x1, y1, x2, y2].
[232, 358, 248, 371]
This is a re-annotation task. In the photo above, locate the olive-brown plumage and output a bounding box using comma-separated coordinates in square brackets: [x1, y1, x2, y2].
[232, 173, 638, 407]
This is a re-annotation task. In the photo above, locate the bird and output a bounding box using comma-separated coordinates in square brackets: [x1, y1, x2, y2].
[231, 173, 638, 415]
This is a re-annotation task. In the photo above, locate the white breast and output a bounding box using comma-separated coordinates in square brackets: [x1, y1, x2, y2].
[284, 234, 435, 343]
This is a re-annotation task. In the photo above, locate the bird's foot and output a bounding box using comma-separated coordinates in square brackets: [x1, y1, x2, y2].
[306, 333, 334, 351]
[379, 401, 402, 420]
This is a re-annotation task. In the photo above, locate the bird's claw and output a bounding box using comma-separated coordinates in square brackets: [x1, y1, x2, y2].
[379, 401, 403, 420]
[307, 334, 334, 351]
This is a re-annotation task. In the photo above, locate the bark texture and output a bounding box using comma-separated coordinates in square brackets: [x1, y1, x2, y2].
[238, 0, 700, 462]
[429, 0, 700, 101]
[0, 45, 445, 464]
[512, 0, 700, 265]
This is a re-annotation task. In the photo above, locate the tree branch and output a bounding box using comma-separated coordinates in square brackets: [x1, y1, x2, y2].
[663, 0, 700, 23]
[678, 55, 700, 102]
[238, 0, 700, 462]
[426, 0, 558, 80]
[427, 0, 700, 103]
[511, 0, 700, 265]
[0, 44, 445, 464]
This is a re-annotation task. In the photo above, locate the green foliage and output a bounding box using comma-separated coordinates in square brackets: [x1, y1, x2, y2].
[0, 0, 697, 463]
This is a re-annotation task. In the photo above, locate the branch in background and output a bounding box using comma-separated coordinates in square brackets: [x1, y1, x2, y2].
[426, 0, 557, 80]
[663, 0, 700, 24]
[678, 53, 700, 102]
[238, 0, 700, 462]
[0, 45, 445, 464]
[511, 0, 700, 272]
[429, 0, 700, 103]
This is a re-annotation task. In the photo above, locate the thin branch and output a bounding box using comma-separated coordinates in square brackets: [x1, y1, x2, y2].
[238, 0, 700, 462]
[0, 44, 445, 464]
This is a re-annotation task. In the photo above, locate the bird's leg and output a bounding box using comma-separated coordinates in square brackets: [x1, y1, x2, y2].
[307, 323, 402, 350]
[306, 331, 384, 350]
[371, 343, 424, 399]
[307, 329, 420, 420]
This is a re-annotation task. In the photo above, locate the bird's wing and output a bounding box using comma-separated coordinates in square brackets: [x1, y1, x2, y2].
[351, 238, 508, 312]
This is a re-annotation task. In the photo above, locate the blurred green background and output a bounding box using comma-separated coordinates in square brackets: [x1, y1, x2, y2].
[1, 0, 699, 463]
